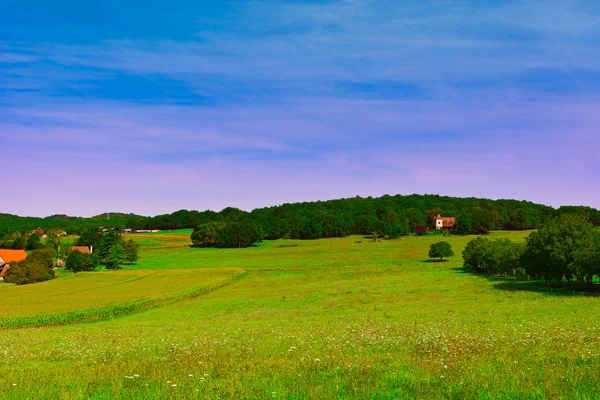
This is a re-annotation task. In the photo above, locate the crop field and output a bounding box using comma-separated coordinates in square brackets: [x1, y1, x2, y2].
[3, 230, 600, 399]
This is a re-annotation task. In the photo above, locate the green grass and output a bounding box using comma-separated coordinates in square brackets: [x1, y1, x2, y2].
[3, 231, 600, 399]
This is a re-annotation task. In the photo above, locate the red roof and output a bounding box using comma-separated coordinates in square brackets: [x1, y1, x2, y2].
[0, 250, 28, 263]
[70, 246, 91, 254]
[0, 250, 27, 278]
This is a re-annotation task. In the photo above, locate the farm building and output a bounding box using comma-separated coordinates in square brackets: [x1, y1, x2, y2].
[434, 214, 456, 230]
[0, 249, 28, 281]
[30, 227, 47, 239]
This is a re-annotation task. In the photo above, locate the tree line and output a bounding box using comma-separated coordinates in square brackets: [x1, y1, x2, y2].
[463, 214, 600, 288]
[3, 195, 600, 247]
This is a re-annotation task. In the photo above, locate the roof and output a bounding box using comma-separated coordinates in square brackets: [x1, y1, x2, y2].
[70, 246, 91, 254]
[0, 250, 27, 278]
[0, 250, 28, 263]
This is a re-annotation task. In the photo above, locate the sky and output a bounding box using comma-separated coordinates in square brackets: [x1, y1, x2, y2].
[1, 0, 599, 217]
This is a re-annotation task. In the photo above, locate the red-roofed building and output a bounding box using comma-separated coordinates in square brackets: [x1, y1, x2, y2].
[0, 249, 28, 280]
[434, 214, 456, 230]
[70, 246, 92, 254]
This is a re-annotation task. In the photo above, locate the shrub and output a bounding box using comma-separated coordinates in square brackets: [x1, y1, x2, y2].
[415, 225, 427, 236]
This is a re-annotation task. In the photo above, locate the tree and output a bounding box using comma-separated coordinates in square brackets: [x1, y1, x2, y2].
[105, 241, 125, 269]
[415, 225, 427, 236]
[26, 233, 42, 250]
[191, 222, 224, 247]
[462, 237, 493, 272]
[299, 220, 324, 240]
[45, 231, 61, 252]
[5, 249, 55, 285]
[453, 214, 473, 235]
[521, 214, 595, 287]
[388, 222, 409, 239]
[123, 240, 139, 264]
[65, 250, 99, 272]
[12, 235, 26, 250]
[76, 228, 103, 251]
[428, 241, 454, 261]
[216, 220, 264, 248]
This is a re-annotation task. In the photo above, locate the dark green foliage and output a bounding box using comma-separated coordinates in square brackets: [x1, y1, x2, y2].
[453, 213, 473, 235]
[5, 249, 55, 285]
[464, 214, 600, 284]
[215, 220, 263, 248]
[428, 241, 454, 260]
[463, 237, 526, 276]
[75, 228, 104, 251]
[300, 220, 324, 240]
[191, 222, 224, 247]
[521, 214, 597, 286]
[388, 222, 409, 239]
[65, 251, 99, 272]
[1, 195, 597, 245]
[26, 233, 42, 250]
[12, 235, 26, 250]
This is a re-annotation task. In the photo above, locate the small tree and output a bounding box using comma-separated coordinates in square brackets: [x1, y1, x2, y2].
[429, 241, 454, 261]
[123, 239, 139, 264]
[105, 241, 125, 269]
[26, 233, 42, 250]
[65, 250, 99, 272]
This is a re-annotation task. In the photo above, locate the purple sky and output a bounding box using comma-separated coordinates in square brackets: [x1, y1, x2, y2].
[2, 1, 599, 217]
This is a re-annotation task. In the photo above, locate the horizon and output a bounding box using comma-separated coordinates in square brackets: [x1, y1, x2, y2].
[2, 1, 599, 216]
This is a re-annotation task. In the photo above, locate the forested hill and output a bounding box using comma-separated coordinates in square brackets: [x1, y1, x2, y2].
[1, 194, 599, 240]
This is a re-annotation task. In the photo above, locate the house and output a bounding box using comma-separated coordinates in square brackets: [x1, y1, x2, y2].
[0, 249, 28, 281]
[434, 214, 456, 230]
[30, 227, 47, 239]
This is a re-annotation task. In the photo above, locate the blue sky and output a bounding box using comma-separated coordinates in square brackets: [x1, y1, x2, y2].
[1, 0, 599, 217]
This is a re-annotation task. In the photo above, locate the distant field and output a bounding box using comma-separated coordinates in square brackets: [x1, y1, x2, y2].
[127, 230, 192, 248]
[4, 230, 600, 399]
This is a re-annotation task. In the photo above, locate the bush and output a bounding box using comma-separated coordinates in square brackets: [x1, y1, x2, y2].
[5, 249, 55, 285]
[428, 241, 454, 260]
[415, 225, 427, 236]
[65, 251, 99, 272]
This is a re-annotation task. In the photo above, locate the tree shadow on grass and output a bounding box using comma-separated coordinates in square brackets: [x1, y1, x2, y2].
[452, 267, 600, 297]
[421, 259, 450, 263]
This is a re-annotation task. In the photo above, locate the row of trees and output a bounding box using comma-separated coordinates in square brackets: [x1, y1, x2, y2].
[3, 195, 600, 245]
[463, 214, 600, 287]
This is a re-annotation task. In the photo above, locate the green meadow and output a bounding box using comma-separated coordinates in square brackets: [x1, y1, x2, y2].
[2, 230, 600, 399]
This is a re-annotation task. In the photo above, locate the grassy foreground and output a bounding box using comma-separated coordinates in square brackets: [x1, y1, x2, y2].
[2, 231, 600, 399]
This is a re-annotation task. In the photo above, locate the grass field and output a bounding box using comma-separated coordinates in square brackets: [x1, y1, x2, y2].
[2, 230, 600, 399]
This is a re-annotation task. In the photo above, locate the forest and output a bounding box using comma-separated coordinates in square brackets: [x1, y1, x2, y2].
[2, 194, 600, 246]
